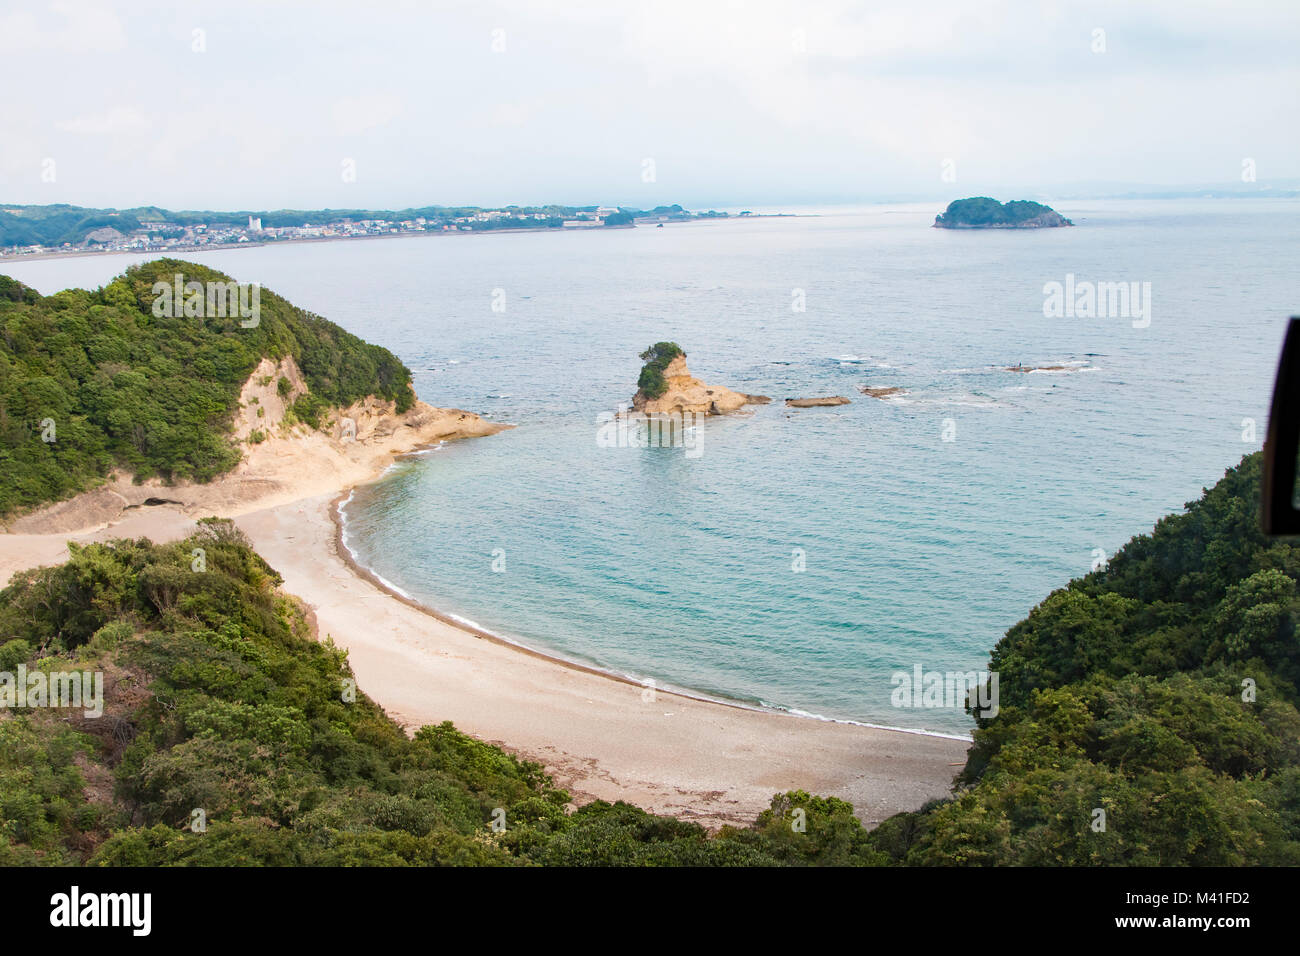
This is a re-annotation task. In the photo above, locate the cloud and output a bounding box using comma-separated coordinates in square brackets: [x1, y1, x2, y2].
[487, 99, 544, 128]
[56, 107, 152, 135]
[0, 0, 127, 54]
[0, 0, 1295, 206]
[331, 94, 404, 136]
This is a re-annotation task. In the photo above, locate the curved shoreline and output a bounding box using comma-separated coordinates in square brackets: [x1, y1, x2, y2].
[329, 465, 974, 744]
[0, 423, 973, 828]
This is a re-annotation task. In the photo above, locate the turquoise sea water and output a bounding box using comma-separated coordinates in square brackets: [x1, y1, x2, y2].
[8, 200, 1298, 734]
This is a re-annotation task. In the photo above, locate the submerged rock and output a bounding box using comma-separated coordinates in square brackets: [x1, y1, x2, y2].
[857, 385, 905, 399]
[784, 396, 851, 407]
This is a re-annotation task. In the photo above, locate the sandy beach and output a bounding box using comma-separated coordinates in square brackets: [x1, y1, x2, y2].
[0, 384, 969, 830]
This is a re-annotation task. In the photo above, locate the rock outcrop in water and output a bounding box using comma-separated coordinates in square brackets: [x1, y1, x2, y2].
[632, 351, 769, 415]
[785, 396, 851, 407]
[857, 385, 905, 399]
[1005, 363, 1074, 373]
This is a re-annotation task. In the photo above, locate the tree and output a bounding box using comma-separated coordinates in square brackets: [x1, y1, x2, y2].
[636, 342, 684, 398]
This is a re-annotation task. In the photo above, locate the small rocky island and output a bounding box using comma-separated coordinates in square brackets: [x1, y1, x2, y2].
[632, 342, 769, 415]
[934, 197, 1073, 229]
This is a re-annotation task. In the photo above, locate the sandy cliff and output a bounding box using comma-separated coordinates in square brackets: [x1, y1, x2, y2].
[4, 356, 510, 535]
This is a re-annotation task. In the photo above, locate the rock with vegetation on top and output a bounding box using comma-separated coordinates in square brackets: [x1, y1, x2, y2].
[631, 343, 769, 415]
[933, 197, 1073, 229]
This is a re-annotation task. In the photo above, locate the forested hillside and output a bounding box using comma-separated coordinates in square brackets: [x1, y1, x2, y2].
[0, 260, 413, 518]
[868, 453, 1300, 865]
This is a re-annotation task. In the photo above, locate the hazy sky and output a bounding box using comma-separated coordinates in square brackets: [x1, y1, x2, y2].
[2, 0, 1297, 210]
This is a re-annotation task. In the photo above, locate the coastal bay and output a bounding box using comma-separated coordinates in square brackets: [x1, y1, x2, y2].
[0, 403, 967, 830]
[3, 200, 1287, 736]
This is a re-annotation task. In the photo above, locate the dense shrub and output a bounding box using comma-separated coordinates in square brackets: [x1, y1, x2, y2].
[869, 453, 1300, 865]
[636, 342, 684, 398]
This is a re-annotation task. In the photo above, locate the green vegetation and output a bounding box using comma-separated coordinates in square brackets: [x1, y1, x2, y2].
[934, 197, 1071, 228]
[868, 453, 1300, 865]
[289, 393, 331, 430]
[0, 520, 881, 866]
[0, 275, 38, 305]
[636, 342, 685, 399]
[0, 260, 414, 519]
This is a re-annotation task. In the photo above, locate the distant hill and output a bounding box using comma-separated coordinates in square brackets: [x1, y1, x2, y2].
[0, 201, 718, 249]
[0, 259, 413, 518]
[0, 204, 152, 248]
[934, 197, 1073, 229]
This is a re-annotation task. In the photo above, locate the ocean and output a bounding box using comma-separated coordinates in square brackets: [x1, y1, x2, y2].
[7, 199, 1298, 734]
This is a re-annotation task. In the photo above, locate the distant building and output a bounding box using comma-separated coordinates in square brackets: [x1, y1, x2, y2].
[248, 216, 262, 231]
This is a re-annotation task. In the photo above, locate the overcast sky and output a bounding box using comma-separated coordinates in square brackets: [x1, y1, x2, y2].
[2, 0, 1297, 210]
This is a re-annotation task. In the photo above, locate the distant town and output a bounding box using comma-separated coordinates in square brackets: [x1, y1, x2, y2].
[0, 202, 777, 259]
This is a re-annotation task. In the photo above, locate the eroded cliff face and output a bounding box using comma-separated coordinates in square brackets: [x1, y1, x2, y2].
[233, 357, 506, 445]
[631, 354, 769, 415]
[4, 357, 509, 534]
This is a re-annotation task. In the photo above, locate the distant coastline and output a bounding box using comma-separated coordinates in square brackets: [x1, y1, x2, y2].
[0, 200, 794, 263]
[0, 223, 557, 264]
[0, 215, 802, 264]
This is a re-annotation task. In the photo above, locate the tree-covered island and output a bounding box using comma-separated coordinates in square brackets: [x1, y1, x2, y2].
[934, 197, 1073, 229]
